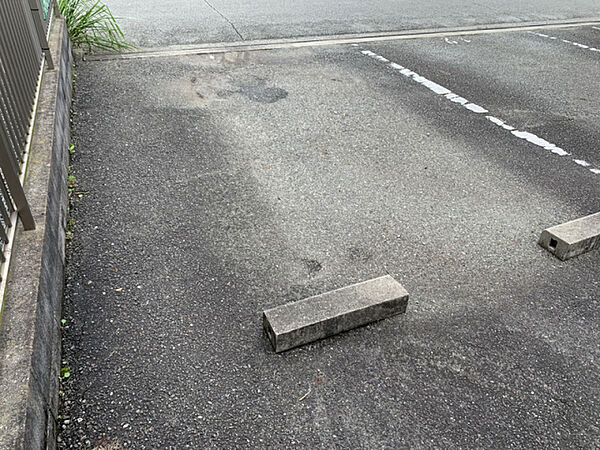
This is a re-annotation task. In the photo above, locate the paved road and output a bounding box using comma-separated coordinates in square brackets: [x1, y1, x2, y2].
[59, 21, 600, 449]
[104, 0, 600, 47]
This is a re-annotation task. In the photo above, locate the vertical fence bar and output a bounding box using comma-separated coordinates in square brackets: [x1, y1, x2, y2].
[0, 0, 43, 237]
[0, 66, 25, 166]
[2, 3, 41, 155]
[0, 117, 22, 182]
[28, 0, 54, 69]
[0, 13, 32, 148]
[0, 148, 35, 230]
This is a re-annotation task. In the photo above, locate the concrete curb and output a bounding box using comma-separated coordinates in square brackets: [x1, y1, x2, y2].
[0, 17, 72, 450]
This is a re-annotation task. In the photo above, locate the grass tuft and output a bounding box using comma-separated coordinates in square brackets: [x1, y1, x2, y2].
[57, 0, 134, 53]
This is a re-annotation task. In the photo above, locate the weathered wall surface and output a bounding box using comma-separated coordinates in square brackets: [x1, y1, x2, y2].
[0, 17, 72, 450]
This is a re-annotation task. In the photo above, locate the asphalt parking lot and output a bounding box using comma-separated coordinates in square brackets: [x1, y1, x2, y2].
[60, 24, 600, 448]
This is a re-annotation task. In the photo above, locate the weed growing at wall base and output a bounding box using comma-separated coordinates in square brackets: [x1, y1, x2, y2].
[57, 0, 134, 52]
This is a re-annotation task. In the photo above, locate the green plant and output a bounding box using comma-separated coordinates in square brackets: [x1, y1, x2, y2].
[60, 366, 71, 378]
[67, 174, 77, 188]
[57, 0, 134, 52]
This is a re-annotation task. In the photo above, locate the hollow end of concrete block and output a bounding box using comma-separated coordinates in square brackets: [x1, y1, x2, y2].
[263, 313, 278, 352]
[538, 230, 563, 259]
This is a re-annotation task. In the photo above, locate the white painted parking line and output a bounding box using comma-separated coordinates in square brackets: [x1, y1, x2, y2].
[361, 49, 487, 114]
[509, 130, 569, 156]
[357, 47, 600, 176]
[528, 31, 600, 53]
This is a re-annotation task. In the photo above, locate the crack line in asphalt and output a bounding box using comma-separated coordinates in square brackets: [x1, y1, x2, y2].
[202, 0, 244, 40]
[356, 46, 600, 176]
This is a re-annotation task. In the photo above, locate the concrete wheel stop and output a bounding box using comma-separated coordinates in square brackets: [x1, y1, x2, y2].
[263, 275, 409, 353]
[538, 212, 600, 260]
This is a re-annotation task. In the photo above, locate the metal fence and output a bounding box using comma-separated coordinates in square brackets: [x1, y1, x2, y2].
[0, 0, 55, 267]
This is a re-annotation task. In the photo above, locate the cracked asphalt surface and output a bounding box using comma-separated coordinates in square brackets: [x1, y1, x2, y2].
[58, 13, 600, 450]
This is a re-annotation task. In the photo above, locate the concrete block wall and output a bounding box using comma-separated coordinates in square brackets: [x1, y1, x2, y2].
[0, 17, 72, 449]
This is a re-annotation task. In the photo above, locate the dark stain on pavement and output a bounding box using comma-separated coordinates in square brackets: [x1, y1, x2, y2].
[302, 258, 323, 275]
[236, 78, 288, 103]
[348, 246, 372, 263]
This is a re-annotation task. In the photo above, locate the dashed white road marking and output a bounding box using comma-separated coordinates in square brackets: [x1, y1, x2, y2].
[362, 50, 488, 115]
[592, 26, 600, 31]
[357, 47, 600, 176]
[464, 103, 488, 113]
[529, 31, 600, 53]
[509, 130, 569, 156]
[486, 115, 515, 131]
[574, 159, 591, 167]
[444, 37, 458, 45]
